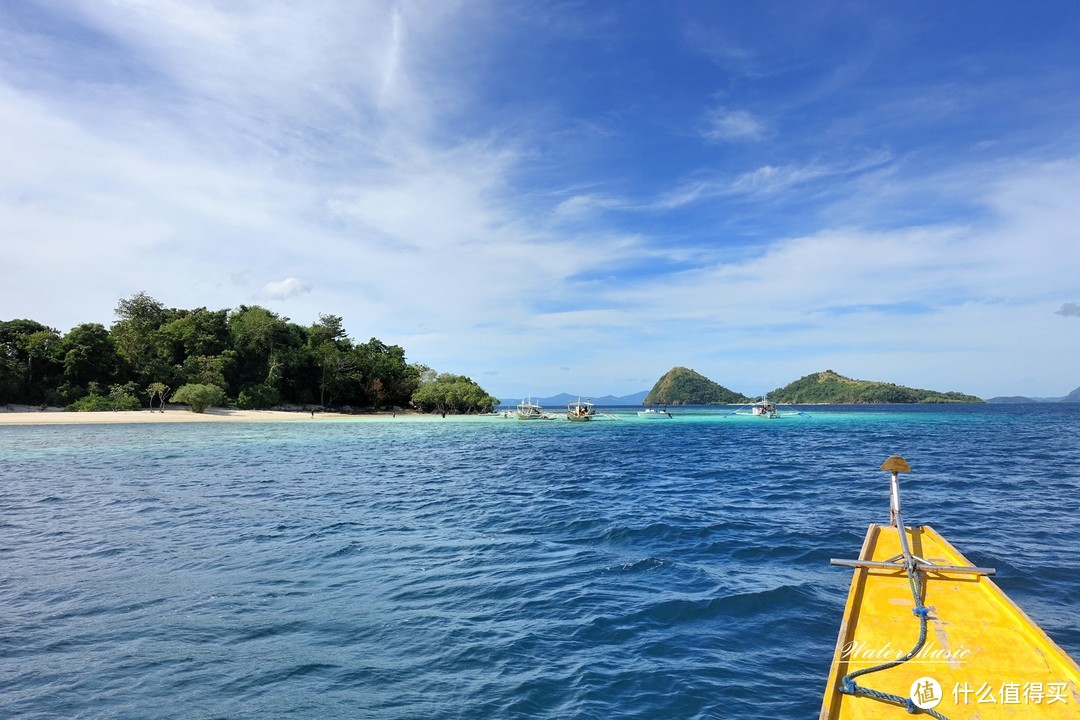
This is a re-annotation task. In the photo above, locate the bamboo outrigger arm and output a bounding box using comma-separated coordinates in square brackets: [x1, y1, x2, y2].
[829, 455, 996, 576]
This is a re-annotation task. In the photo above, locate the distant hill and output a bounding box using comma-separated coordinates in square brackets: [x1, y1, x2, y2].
[500, 367, 1003, 408]
[986, 385, 1080, 403]
[592, 391, 650, 405]
[497, 391, 648, 407]
[644, 367, 749, 405]
[769, 370, 983, 404]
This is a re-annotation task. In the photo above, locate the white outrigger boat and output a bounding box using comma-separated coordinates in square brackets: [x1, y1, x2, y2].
[732, 395, 802, 419]
[515, 398, 550, 420]
[566, 399, 596, 422]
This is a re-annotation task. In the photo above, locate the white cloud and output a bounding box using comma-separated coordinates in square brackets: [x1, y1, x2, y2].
[551, 193, 625, 219]
[700, 107, 763, 142]
[491, 157, 1080, 398]
[729, 163, 826, 193]
[652, 151, 892, 209]
[2, 4, 1078, 401]
[258, 278, 313, 301]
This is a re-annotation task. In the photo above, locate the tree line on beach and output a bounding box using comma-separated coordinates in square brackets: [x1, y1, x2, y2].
[0, 292, 498, 414]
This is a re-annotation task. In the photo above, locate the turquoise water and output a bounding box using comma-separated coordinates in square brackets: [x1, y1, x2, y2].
[2, 405, 1078, 718]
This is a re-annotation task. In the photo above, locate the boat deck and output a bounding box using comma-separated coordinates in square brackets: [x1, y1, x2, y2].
[821, 523, 1080, 718]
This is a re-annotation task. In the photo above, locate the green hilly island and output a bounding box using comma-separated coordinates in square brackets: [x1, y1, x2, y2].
[644, 367, 982, 405]
[767, 370, 982, 404]
[643, 367, 750, 405]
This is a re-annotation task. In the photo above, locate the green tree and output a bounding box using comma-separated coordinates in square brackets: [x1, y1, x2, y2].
[310, 313, 347, 347]
[146, 382, 171, 412]
[58, 323, 120, 398]
[67, 382, 141, 411]
[159, 307, 230, 360]
[180, 352, 234, 388]
[111, 292, 172, 387]
[411, 373, 497, 414]
[353, 338, 419, 409]
[314, 343, 359, 407]
[305, 314, 356, 407]
[228, 305, 295, 396]
[0, 320, 61, 404]
[236, 383, 281, 409]
[172, 383, 226, 413]
[23, 329, 62, 399]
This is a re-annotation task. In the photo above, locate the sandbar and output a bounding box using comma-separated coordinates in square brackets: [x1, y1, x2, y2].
[0, 405, 415, 425]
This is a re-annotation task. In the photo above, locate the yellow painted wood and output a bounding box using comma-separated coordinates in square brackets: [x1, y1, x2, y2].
[879, 456, 912, 473]
[820, 524, 1080, 718]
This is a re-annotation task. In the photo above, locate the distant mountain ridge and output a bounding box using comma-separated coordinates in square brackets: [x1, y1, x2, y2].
[497, 391, 649, 407]
[987, 385, 1080, 403]
[499, 371, 1070, 408]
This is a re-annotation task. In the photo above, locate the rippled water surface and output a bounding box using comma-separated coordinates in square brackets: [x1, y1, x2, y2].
[2, 405, 1079, 719]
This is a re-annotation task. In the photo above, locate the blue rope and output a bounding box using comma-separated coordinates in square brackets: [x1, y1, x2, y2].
[838, 558, 951, 719]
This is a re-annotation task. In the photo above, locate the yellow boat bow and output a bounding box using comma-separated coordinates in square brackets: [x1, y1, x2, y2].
[821, 456, 1080, 718]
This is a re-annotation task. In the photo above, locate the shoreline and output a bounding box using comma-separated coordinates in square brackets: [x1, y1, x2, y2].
[0, 405, 419, 425]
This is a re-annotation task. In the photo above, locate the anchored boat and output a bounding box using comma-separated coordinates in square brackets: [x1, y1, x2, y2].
[637, 407, 673, 419]
[515, 398, 548, 420]
[732, 395, 802, 418]
[567, 399, 596, 422]
[821, 455, 1080, 718]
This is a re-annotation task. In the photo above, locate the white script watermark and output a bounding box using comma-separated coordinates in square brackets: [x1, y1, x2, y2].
[841, 639, 972, 664]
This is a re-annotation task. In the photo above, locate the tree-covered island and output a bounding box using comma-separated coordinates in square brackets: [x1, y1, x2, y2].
[0, 293, 497, 414]
[644, 367, 982, 405]
[644, 367, 750, 405]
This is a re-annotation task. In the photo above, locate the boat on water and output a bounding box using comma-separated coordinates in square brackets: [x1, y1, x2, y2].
[749, 395, 777, 417]
[637, 407, 673, 419]
[515, 398, 547, 420]
[566, 399, 596, 422]
[732, 395, 801, 419]
[821, 455, 1080, 719]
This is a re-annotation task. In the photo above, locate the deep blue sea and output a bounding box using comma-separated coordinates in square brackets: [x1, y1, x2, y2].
[2, 404, 1079, 719]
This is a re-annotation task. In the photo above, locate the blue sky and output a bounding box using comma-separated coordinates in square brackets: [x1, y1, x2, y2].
[2, 1, 1079, 399]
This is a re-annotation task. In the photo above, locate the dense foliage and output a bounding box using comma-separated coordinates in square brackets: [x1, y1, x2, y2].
[767, 370, 984, 404]
[1, 293, 495, 413]
[171, 383, 227, 413]
[66, 382, 142, 412]
[639, 367, 984, 405]
[410, 372, 498, 414]
[644, 367, 750, 405]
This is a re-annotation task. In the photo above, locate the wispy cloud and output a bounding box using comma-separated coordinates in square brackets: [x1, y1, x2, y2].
[258, 278, 312, 301]
[652, 151, 891, 209]
[551, 193, 626, 219]
[700, 107, 764, 142]
[2, 3, 1079, 401]
[729, 163, 827, 193]
[521, 156, 1080, 397]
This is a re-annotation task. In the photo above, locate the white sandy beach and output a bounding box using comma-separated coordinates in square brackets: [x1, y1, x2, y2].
[0, 405, 413, 425]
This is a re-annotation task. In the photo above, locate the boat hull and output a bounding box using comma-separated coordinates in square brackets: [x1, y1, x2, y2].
[821, 523, 1080, 718]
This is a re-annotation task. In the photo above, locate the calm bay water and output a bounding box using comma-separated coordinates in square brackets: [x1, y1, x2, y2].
[2, 405, 1079, 719]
